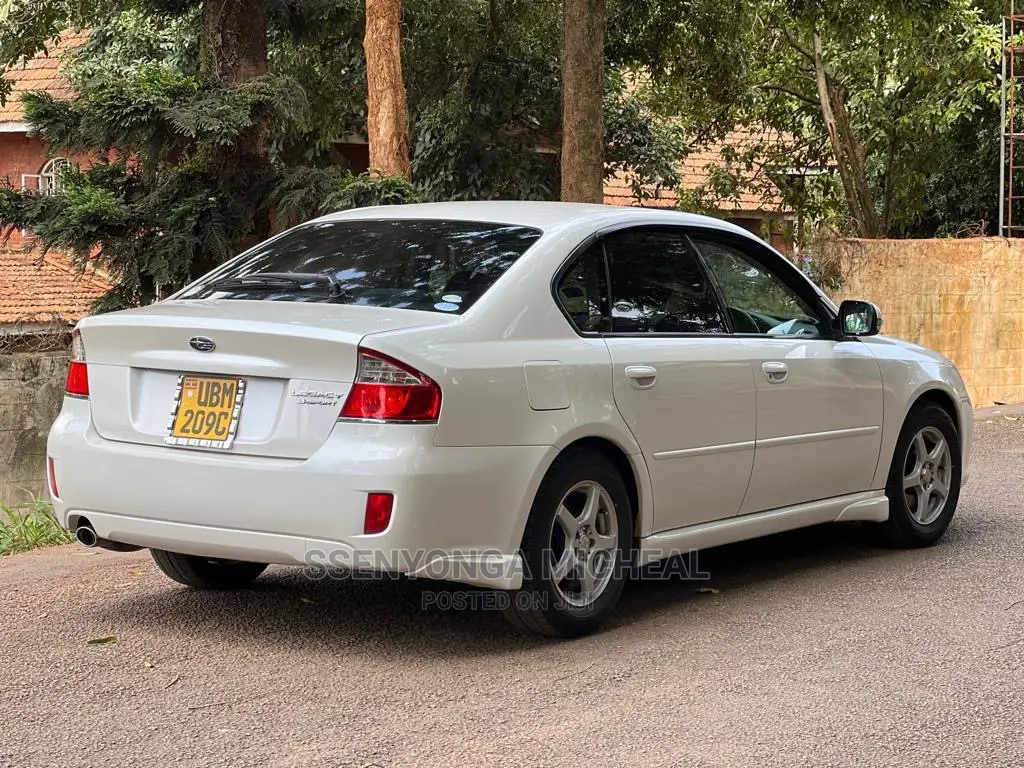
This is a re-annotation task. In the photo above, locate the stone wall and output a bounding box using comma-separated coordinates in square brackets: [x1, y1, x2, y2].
[826, 237, 1024, 407]
[0, 351, 68, 506]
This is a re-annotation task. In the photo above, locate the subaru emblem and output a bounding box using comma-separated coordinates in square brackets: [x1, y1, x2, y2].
[189, 336, 216, 353]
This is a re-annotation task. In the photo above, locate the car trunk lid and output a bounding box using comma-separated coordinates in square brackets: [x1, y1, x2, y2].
[79, 300, 457, 459]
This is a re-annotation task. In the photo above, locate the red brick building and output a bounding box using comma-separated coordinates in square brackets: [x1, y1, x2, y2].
[0, 32, 90, 203]
[0, 31, 108, 330]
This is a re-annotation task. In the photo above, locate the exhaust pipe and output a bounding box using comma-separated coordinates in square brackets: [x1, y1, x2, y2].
[75, 524, 98, 547]
[74, 522, 141, 552]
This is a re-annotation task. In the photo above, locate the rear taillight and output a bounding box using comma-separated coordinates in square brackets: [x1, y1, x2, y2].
[363, 492, 394, 534]
[65, 328, 89, 398]
[339, 349, 441, 422]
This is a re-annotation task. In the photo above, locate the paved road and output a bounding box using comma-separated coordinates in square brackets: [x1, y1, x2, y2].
[3, 411, 1024, 768]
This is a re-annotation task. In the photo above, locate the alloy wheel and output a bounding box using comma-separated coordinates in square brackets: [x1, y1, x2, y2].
[548, 480, 619, 608]
[902, 426, 953, 526]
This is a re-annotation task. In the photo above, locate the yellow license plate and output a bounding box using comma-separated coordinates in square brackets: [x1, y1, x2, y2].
[165, 375, 246, 449]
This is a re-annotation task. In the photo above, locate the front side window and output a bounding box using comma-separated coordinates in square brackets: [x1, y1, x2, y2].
[603, 228, 726, 334]
[177, 219, 543, 314]
[692, 237, 823, 337]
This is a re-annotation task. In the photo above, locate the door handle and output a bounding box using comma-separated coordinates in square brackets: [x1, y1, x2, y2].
[762, 361, 788, 384]
[625, 365, 658, 389]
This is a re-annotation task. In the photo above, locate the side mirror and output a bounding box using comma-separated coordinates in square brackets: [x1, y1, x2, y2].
[835, 299, 882, 337]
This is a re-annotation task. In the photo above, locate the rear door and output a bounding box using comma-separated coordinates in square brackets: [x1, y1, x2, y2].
[593, 227, 756, 532]
[690, 231, 884, 514]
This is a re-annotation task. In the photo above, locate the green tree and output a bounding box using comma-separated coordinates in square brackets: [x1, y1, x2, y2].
[404, 0, 563, 201]
[0, 0, 694, 310]
[750, 0, 1000, 237]
[894, 101, 1001, 238]
[632, 0, 1001, 238]
[0, 1, 414, 308]
[897, 0, 1005, 237]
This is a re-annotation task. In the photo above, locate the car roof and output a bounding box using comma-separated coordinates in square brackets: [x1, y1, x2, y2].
[315, 200, 753, 237]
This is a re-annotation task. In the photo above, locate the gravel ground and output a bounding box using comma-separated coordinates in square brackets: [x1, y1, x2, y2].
[2, 410, 1023, 768]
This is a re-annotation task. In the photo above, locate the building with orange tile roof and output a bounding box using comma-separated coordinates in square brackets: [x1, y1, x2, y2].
[0, 30, 109, 330]
[0, 30, 87, 125]
[0, 30, 89, 201]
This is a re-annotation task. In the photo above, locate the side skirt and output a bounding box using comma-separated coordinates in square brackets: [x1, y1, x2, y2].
[637, 491, 889, 566]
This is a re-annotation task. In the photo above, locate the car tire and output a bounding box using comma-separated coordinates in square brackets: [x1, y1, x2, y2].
[875, 402, 961, 548]
[150, 549, 268, 589]
[502, 448, 633, 638]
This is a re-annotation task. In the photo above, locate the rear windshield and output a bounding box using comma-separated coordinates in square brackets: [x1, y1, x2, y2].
[177, 218, 543, 314]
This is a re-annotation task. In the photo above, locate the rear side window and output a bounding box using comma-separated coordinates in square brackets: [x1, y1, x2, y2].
[177, 219, 543, 314]
[603, 228, 726, 334]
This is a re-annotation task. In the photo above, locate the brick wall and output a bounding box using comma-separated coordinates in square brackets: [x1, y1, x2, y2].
[0, 132, 50, 183]
[0, 351, 67, 506]
[0, 133, 97, 249]
[826, 237, 1024, 407]
[0, 133, 49, 248]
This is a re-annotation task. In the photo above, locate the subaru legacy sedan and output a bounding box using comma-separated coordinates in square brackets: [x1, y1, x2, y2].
[47, 202, 972, 637]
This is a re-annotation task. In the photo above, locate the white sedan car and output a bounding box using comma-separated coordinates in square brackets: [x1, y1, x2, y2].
[47, 202, 972, 637]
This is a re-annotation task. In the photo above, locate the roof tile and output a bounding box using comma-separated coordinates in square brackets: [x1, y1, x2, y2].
[0, 246, 109, 325]
[0, 31, 88, 124]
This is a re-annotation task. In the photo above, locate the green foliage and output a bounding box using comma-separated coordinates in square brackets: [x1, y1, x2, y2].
[3, 155, 264, 305]
[637, 0, 1001, 238]
[405, 0, 561, 201]
[165, 73, 310, 146]
[22, 66, 200, 160]
[266, 3, 365, 163]
[0, 497, 73, 555]
[14, 0, 970, 314]
[755, 0, 1000, 235]
[895, 101, 1001, 238]
[607, 0, 751, 130]
[272, 167, 421, 224]
[64, 6, 201, 85]
[0, 2, 307, 306]
[405, 0, 689, 203]
[604, 71, 688, 200]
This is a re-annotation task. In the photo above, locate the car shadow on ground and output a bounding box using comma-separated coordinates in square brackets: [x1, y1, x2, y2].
[89, 522, 957, 658]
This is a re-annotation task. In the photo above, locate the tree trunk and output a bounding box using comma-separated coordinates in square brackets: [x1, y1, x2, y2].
[364, 0, 412, 181]
[202, 0, 268, 85]
[201, 0, 271, 241]
[812, 31, 881, 238]
[560, 0, 605, 203]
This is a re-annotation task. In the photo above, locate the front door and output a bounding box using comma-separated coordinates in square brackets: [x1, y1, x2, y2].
[598, 227, 757, 532]
[690, 232, 884, 514]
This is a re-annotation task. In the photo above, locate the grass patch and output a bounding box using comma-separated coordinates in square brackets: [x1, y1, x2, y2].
[0, 497, 74, 555]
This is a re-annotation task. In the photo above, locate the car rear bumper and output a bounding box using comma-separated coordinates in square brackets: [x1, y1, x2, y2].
[47, 398, 554, 590]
